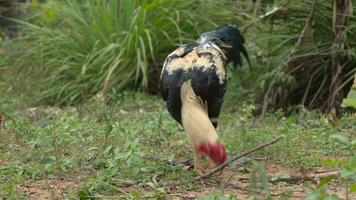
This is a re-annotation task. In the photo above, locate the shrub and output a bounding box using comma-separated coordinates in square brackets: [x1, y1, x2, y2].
[6, 0, 242, 104]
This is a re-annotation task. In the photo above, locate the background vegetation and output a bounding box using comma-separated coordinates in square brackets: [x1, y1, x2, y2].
[0, 0, 355, 199]
[4, 0, 245, 104]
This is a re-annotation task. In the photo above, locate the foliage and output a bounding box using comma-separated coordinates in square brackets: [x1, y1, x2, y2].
[304, 129, 356, 200]
[248, 162, 270, 199]
[343, 89, 356, 108]
[0, 72, 355, 198]
[4, 0, 243, 104]
[253, 0, 356, 114]
[0, 0, 355, 199]
[305, 155, 356, 200]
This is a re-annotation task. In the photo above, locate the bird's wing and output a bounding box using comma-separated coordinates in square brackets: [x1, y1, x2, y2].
[160, 43, 227, 127]
[160, 43, 198, 101]
[192, 45, 227, 128]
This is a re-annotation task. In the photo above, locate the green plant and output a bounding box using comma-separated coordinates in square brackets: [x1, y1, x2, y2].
[0, 82, 355, 198]
[199, 192, 235, 200]
[249, 162, 271, 199]
[306, 133, 356, 200]
[253, 0, 356, 114]
[6, 0, 242, 104]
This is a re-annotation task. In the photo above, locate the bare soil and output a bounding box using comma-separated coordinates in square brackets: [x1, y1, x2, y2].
[20, 179, 77, 200]
[18, 163, 352, 200]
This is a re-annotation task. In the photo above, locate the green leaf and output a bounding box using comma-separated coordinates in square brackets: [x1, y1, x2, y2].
[146, 182, 156, 189]
[330, 134, 349, 144]
[105, 124, 113, 134]
[305, 190, 322, 200]
[318, 175, 336, 188]
[346, 156, 356, 170]
[323, 158, 337, 165]
[271, 172, 290, 182]
[325, 195, 342, 200]
[305, 185, 328, 200]
[40, 157, 55, 164]
[349, 183, 356, 193]
[340, 169, 356, 180]
[350, 139, 356, 146]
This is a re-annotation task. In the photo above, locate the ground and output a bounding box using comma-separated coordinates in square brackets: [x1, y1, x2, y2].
[0, 71, 355, 199]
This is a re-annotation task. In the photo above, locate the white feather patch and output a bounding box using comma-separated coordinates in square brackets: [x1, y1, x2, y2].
[180, 80, 219, 147]
[163, 44, 226, 85]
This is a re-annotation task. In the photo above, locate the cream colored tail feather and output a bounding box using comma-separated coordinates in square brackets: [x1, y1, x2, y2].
[180, 80, 219, 147]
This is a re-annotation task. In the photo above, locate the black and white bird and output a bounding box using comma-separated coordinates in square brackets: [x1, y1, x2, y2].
[160, 25, 248, 173]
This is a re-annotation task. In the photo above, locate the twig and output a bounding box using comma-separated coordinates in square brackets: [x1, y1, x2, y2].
[257, 80, 276, 122]
[152, 171, 161, 186]
[269, 171, 339, 184]
[270, 175, 317, 184]
[100, 181, 133, 197]
[309, 62, 328, 106]
[295, 0, 317, 47]
[241, 6, 284, 33]
[145, 156, 193, 168]
[252, 0, 262, 16]
[227, 174, 237, 184]
[194, 136, 283, 181]
[227, 182, 246, 191]
[162, 136, 283, 187]
[301, 69, 319, 105]
[241, 0, 291, 33]
[257, 0, 318, 121]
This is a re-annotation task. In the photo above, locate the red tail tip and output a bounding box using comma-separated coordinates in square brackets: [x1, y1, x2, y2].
[198, 141, 227, 165]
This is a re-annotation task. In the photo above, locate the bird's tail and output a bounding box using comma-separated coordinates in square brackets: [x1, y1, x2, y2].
[180, 80, 219, 147]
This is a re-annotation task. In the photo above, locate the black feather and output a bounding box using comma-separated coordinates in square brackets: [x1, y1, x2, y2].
[160, 25, 249, 128]
[198, 25, 249, 68]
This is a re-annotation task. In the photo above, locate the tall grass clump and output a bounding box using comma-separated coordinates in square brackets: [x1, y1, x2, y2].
[6, 0, 242, 104]
[248, 0, 356, 115]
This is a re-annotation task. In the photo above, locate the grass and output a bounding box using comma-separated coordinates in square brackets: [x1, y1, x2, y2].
[0, 71, 355, 199]
[0, 1, 355, 198]
[343, 88, 356, 108]
[4, 0, 244, 105]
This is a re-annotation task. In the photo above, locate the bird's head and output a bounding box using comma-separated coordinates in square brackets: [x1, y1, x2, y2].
[197, 141, 227, 165]
[197, 25, 249, 68]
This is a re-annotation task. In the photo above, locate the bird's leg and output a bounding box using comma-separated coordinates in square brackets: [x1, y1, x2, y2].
[205, 157, 214, 169]
[193, 146, 204, 175]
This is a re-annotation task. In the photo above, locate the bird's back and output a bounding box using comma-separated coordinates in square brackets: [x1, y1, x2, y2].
[160, 42, 227, 127]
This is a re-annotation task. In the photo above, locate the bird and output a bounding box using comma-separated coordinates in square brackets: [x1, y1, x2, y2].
[160, 25, 249, 174]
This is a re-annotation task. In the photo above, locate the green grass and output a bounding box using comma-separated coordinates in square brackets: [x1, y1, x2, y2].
[343, 88, 356, 108]
[0, 71, 355, 199]
[1, 1, 355, 198]
[4, 0, 244, 105]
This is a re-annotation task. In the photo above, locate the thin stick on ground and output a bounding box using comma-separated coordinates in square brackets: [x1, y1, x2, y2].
[163, 136, 283, 187]
[194, 136, 283, 181]
[269, 171, 339, 184]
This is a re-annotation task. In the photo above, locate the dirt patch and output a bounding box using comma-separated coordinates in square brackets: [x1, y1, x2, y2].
[20, 179, 77, 200]
[159, 163, 350, 199]
[16, 163, 351, 199]
[214, 163, 351, 200]
[265, 162, 294, 174]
